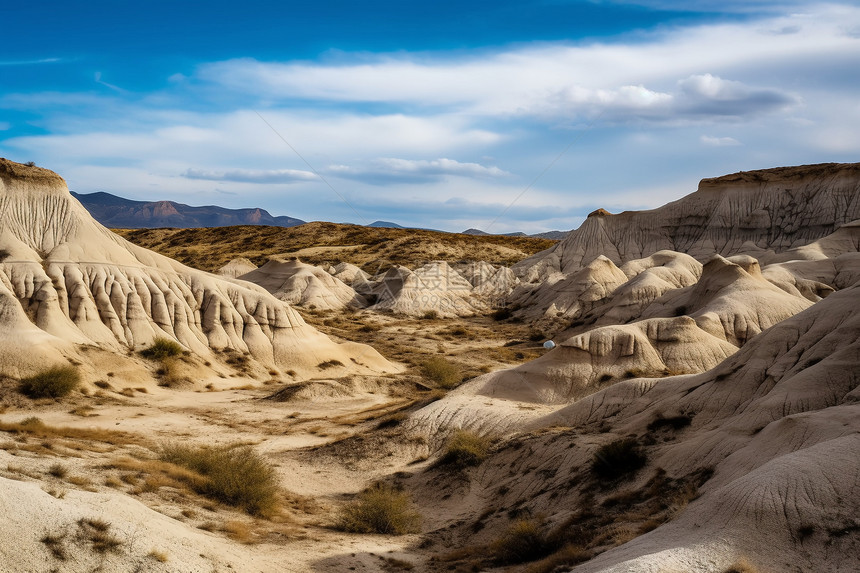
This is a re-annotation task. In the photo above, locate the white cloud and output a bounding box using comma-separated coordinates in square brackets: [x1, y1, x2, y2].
[183, 168, 317, 183]
[193, 5, 856, 122]
[327, 158, 510, 185]
[2, 3, 858, 233]
[700, 135, 742, 146]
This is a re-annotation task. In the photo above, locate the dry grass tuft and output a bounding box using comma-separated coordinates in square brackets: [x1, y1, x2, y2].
[592, 438, 646, 481]
[0, 418, 141, 447]
[337, 483, 421, 535]
[420, 356, 461, 389]
[19, 366, 80, 398]
[47, 463, 68, 478]
[439, 429, 491, 468]
[159, 443, 280, 517]
[140, 337, 183, 360]
[77, 518, 122, 553]
[148, 549, 169, 562]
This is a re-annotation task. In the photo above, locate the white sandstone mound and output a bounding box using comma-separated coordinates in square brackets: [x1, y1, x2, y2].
[367, 261, 485, 317]
[512, 255, 629, 319]
[638, 254, 813, 346]
[457, 261, 497, 287]
[238, 258, 363, 311]
[540, 281, 860, 573]
[514, 162, 860, 281]
[0, 158, 394, 381]
[216, 257, 257, 278]
[411, 279, 860, 573]
[593, 250, 703, 325]
[761, 219, 860, 295]
[411, 254, 817, 436]
[329, 261, 370, 285]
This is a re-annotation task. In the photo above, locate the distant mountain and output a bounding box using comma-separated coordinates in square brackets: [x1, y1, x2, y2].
[463, 227, 565, 239]
[367, 220, 405, 228]
[530, 230, 568, 240]
[71, 191, 305, 229]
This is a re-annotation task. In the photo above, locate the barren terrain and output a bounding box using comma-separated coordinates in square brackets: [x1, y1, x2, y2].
[2, 159, 858, 572]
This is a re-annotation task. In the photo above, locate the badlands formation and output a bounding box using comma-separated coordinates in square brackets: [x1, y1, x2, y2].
[0, 158, 858, 573]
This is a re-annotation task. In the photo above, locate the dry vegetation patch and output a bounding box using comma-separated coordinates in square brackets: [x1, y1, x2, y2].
[159, 443, 280, 517]
[116, 223, 556, 272]
[337, 483, 421, 535]
[19, 365, 80, 399]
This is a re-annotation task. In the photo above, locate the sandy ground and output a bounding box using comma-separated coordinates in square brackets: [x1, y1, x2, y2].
[0, 311, 543, 572]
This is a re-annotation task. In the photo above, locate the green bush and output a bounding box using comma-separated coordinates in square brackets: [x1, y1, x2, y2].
[337, 484, 421, 534]
[160, 443, 279, 517]
[440, 429, 490, 467]
[140, 337, 183, 360]
[421, 356, 460, 388]
[19, 366, 80, 398]
[591, 438, 646, 480]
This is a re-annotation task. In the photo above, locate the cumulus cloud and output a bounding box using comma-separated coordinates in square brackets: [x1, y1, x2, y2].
[700, 135, 742, 146]
[191, 5, 853, 123]
[183, 168, 317, 183]
[677, 74, 797, 117]
[327, 158, 510, 185]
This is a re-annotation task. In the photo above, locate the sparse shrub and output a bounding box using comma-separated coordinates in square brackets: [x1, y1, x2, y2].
[140, 337, 183, 360]
[337, 483, 421, 534]
[491, 518, 555, 565]
[19, 366, 80, 398]
[317, 359, 344, 369]
[25, 161, 36, 167]
[148, 549, 169, 562]
[77, 518, 122, 553]
[421, 310, 439, 320]
[0, 249, 11, 262]
[674, 305, 688, 316]
[421, 356, 460, 388]
[492, 307, 513, 321]
[592, 438, 646, 480]
[41, 531, 67, 560]
[159, 443, 279, 517]
[440, 429, 490, 467]
[48, 463, 68, 478]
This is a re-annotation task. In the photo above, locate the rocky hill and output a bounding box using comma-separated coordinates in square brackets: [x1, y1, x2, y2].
[71, 191, 305, 229]
[0, 158, 393, 383]
[515, 162, 860, 281]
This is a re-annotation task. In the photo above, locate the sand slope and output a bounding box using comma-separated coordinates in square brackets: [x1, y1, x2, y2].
[0, 158, 394, 380]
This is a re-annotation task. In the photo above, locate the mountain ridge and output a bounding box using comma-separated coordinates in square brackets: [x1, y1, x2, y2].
[71, 191, 306, 229]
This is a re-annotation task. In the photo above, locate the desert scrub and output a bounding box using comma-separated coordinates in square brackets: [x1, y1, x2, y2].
[337, 484, 421, 534]
[159, 443, 279, 517]
[491, 518, 555, 565]
[591, 438, 646, 480]
[421, 356, 460, 388]
[140, 337, 183, 360]
[440, 429, 490, 467]
[19, 365, 80, 398]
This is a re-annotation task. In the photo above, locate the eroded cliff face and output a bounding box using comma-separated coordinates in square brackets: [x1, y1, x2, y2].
[0, 158, 394, 379]
[515, 162, 860, 280]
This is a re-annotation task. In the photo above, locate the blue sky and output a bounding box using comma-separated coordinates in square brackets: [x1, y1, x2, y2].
[1, 1, 858, 233]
